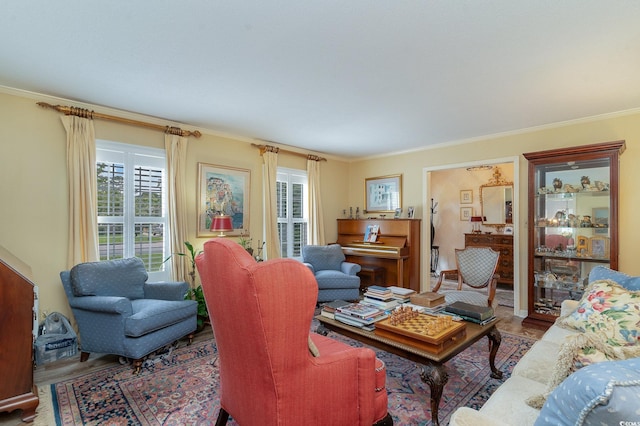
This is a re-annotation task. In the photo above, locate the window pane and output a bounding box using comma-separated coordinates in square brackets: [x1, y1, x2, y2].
[134, 223, 164, 272]
[278, 223, 287, 256]
[292, 183, 303, 219]
[97, 162, 124, 216]
[293, 222, 307, 257]
[134, 166, 163, 217]
[277, 181, 287, 218]
[98, 223, 124, 261]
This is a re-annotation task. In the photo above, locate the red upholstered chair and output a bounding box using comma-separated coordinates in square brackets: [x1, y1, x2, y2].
[196, 238, 393, 426]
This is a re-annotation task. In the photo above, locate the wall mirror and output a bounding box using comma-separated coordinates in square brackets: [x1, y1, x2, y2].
[480, 168, 513, 228]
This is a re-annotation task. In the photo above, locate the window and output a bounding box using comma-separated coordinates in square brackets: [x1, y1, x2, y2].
[96, 141, 170, 281]
[277, 168, 308, 258]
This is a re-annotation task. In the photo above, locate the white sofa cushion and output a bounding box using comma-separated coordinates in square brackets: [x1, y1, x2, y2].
[470, 376, 546, 425]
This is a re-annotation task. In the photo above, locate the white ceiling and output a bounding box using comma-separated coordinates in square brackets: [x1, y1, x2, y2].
[2, 1, 640, 159]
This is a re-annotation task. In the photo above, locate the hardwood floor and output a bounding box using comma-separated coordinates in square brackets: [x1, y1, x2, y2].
[1, 288, 544, 425]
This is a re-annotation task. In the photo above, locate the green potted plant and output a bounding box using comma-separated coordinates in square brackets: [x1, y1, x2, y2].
[164, 241, 209, 330]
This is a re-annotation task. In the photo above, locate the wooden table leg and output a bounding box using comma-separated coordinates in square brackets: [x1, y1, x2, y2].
[487, 326, 503, 379]
[419, 362, 448, 426]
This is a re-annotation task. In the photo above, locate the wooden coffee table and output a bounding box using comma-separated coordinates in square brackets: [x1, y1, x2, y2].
[316, 315, 503, 426]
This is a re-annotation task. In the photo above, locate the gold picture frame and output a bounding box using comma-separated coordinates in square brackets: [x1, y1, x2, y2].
[589, 236, 610, 258]
[460, 207, 473, 221]
[576, 235, 589, 256]
[460, 189, 473, 204]
[364, 174, 402, 213]
[197, 163, 250, 237]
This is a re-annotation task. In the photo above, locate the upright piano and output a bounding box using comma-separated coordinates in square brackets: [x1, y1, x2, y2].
[336, 218, 421, 292]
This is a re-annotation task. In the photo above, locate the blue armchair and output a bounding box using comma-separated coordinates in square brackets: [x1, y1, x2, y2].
[60, 257, 198, 373]
[301, 244, 361, 302]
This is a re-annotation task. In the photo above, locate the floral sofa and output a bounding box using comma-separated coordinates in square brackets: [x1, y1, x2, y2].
[450, 266, 640, 426]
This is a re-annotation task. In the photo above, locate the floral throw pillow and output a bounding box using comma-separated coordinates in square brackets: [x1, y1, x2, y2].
[557, 279, 640, 347]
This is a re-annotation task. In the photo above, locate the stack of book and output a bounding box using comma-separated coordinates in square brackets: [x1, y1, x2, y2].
[387, 286, 417, 303]
[362, 286, 400, 310]
[443, 301, 496, 325]
[320, 300, 351, 319]
[334, 302, 389, 331]
[409, 291, 447, 314]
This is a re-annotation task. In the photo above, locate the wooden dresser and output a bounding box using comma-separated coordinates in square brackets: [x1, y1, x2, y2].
[337, 219, 421, 292]
[0, 246, 39, 422]
[464, 233, 514, 286]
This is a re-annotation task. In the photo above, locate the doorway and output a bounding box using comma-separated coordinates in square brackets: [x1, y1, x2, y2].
[423, 156, 522, 315]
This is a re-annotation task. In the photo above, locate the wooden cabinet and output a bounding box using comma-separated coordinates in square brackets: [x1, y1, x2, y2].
[0, 246, 39, 422]
[336, 219, 421, 292]
[523, 141, 625, 329]
[464, 233, 514, 286]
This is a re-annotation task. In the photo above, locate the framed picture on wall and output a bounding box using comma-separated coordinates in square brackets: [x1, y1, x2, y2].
[460, 189, 473, 204]
[460, 207, 473, 221]
[365, 174, 402, 213]
[197, 163, 250, 237]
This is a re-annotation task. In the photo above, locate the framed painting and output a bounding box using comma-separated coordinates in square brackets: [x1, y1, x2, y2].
[460, 207, 473, 221]
[460, 189, 473, 204]
[592, 207, 609, 235]
[589, 236, 610, 259]
[197, 163, 250, 237]
[407, 206, 415, 219]
[576, 235, 589, 257]
[365, 174, 402, 213]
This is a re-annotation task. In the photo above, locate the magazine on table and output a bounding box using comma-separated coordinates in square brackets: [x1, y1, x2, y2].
[336, 302, 383, 319]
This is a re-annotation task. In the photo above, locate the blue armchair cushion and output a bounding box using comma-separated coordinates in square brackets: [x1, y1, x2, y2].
[70, 257, 148, 299]
[302, 245, 345, 271]
[125, 299, 197, 337]
[535, 358, 640, 426]
[589, 265, 640, 291]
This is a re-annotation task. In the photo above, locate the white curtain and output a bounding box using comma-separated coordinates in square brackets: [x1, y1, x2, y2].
[263, 148, 281, 259]
[165, 134, 190, 283]
[61, 115, 99, 267]
[307, 155, 325, 245]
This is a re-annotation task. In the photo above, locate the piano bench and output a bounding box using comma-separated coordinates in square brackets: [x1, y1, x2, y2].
[358, 266, 386, 288]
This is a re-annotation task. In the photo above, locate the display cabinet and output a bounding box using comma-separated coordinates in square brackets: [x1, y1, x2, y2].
[523, 141, 625, 329]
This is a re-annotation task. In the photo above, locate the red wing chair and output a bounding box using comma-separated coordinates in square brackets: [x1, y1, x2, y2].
[196, 238, 393, 426]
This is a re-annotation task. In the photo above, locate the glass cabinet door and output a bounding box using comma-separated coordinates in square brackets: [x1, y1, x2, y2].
[524, 141, 624, 328]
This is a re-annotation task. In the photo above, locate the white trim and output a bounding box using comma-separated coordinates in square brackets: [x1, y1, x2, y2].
[423, 155, 523, 316]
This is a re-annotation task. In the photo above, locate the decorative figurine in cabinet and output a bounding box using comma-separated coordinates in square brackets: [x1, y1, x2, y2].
[523, 140, 625, 329]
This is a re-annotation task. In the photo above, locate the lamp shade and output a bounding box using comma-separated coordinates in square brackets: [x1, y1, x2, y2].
[210, 215, 233, 236]
[470, 216, 483, 233]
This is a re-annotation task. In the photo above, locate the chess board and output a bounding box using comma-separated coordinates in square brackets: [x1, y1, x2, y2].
[375, 314, 467, 354]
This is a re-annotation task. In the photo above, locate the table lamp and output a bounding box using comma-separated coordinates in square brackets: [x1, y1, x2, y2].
[470, 216, 483, 233]
[210, 215, 233, 237]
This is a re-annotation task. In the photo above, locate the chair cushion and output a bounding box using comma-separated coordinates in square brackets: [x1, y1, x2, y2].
[70, 257, 147, 299]
[125, 299, 197, 337]
[589, 265, 640, 291]
[302, 245, 345, 271]
[314, 270, 360, 289]
[535, 359, 640, 426]
[441, 290, 488, 307]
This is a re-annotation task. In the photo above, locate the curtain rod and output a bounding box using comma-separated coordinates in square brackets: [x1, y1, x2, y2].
[37, 102, 202, 138]
[251, 143, 327, 162]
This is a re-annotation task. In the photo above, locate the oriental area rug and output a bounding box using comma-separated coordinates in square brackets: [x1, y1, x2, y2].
[48, 331, 534, 426]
